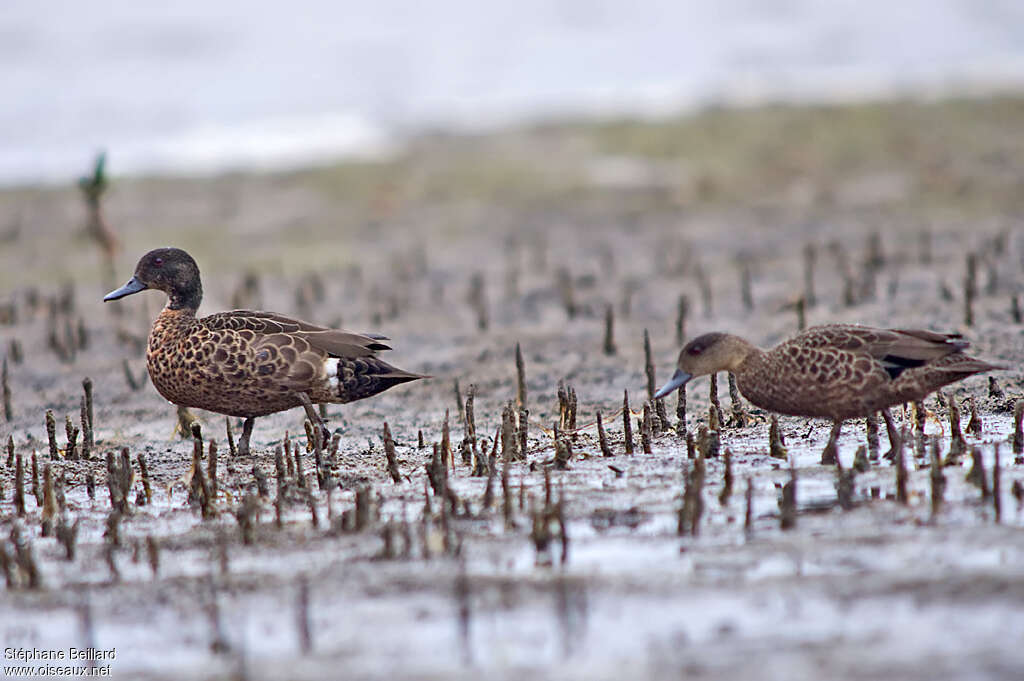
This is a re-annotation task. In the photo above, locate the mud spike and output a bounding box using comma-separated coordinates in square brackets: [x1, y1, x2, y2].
[45, 410, 58, 459]
[695, 262, 712, 318]
[964, 252, 977, 327]
[41, 465, 56, 536]
[557, 268, 576, 319]
[739, 262, 753, 311]
[597, 411, 613, 457]
[468, 272, 488, 331]
[993, 443, 1002, 524]
[965, 396, 982, 436]
[79, 397, 90, 460]
[603, 304, 616, 355]
[643, 329, 656, 402]
[1012, 400, 1024, 458]
[966, 446, 990, 500]
[718, 448, 733, 506]
[945, 401, 965, 464]
[56, 514, 79, 560]
[853, 445, 870, 473]
[895, 430, 908, 505]
[518, 406, 529, 459]
[802, 243, 816, 307]
[208, 440, 218, 497]
[913, 400, 927, 458]
[641, 403, 653, 454]
[65, 415, 79, 461]
[119, 359, 138, 391]
[383, 422, 401, 483]
[7, 339, 22, 365]
[988, 377, 1004, 400]
[515, 342, 527, 409]
[502, 454, 514, 530]
[464, 384, 477, 463]
[675, 295, 690, 346]
[82, 378, 94, 452]
[1, 356, 11, 421]
[743, 477, 754, 537]
[138, 453, 152, 505]
[482, 427, 499, 508]
[727, 373, 747, 427]
[865, 412, 880, 461]
[709, 374, 724, 428]
[675, 384, 687, 438]
[14, 454, 25, 516]
[929, 440, 945, 520]
[780, 464, 797, 530]
[442, 409, 453, 469]
[622, 390, 634, 455]
[795, 296, 806, 331]
[454, 379, 464, 423]
[30, 450, 40, 506]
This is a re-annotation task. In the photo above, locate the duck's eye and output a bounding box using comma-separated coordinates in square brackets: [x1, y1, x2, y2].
[153, 257, 164, 266]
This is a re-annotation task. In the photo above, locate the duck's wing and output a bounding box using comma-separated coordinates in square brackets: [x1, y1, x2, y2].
[800, 325, 969, 379]
[203, 310, 392, 358]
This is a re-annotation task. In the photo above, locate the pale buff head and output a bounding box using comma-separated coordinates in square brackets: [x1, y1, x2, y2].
[654, 332, 754, 398]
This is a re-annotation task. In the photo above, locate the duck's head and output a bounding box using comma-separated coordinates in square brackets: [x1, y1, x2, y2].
[104, 247, 202, 310]
[654, 332, 753, 398]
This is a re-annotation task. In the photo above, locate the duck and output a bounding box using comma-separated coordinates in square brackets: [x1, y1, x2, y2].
[104, 247, 426, 455]
[654, 325, 1002, 463]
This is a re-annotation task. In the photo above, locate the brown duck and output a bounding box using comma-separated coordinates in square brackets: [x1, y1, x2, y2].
[654, 325, 1002, 462]
[104, 247, 426, 454]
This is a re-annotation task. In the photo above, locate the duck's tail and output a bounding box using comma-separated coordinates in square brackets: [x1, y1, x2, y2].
[331, 356, 428, 403]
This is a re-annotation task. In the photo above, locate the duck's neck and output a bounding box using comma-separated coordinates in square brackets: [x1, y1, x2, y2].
[730, 339, 766, 378]
[731, 343, 773, 409]
[167, 283, 202, 312]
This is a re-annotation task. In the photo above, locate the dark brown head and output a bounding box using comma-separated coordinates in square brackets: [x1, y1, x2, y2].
[104, 247, 203, 310]
[654, 332, 755, 398]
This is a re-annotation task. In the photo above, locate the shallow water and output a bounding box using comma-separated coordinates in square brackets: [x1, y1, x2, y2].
[4, 0, 1024, 183]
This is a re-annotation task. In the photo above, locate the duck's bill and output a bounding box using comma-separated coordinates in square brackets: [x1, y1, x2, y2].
[653, 369, 692, 399]
[103, 276, 147, 301]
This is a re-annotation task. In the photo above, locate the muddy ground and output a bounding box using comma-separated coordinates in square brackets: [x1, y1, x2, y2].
[2, 96, 1024, 680]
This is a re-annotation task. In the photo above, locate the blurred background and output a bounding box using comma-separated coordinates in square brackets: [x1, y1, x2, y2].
[4, 0, 1024, 185]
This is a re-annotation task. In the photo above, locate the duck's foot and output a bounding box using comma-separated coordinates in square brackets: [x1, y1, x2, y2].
[297, 393, 331, 445]
[881, 408, 902, 462]
[820, 420, 843, 465]
[174, 405, 197, 440]
[237, 417, 255, 457]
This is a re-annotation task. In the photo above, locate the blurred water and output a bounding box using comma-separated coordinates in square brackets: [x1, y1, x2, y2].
[3, 0, 1024, 184]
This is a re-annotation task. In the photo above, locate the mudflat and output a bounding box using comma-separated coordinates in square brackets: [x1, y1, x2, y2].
[1, 96, 1024, 680]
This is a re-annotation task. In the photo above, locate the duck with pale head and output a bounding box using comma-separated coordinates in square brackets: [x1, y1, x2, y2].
[654, 325, 1002, 463]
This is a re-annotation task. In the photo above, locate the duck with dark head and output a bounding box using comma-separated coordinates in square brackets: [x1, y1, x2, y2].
[654, 325, 1002, 463]
[105, 247, 427, 455]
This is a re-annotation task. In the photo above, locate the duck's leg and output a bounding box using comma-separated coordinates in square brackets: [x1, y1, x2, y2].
[880, 408, 902, 461]
[173, 405, 197, 439]
[820, 419, 843, 465]
[237, 417, 255, 457]
[297, 393, 331, 444]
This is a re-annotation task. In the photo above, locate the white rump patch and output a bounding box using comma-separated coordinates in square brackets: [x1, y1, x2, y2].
[325, 358, 340, 392]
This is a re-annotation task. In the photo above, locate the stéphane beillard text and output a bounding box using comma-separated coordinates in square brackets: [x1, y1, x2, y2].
[4, 648, 116, 662]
